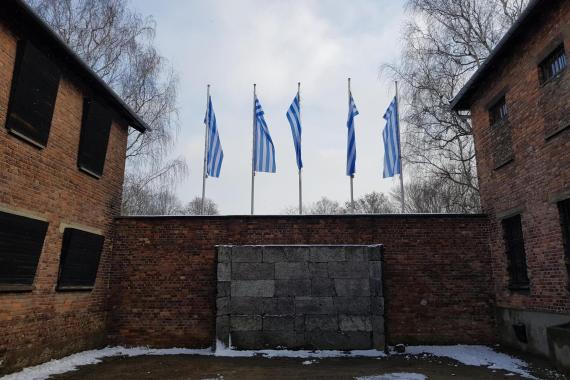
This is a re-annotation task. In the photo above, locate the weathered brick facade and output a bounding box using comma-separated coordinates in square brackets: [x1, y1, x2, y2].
[461, 1, 569, 315]
[109, 215, 496, 349]
[0, 5, 133, 373]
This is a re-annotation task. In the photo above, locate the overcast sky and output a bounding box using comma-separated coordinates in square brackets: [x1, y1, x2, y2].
[132, 0, 406, 215]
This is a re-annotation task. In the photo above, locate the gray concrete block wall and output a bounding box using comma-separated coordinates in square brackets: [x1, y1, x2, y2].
[216, 245, 385, 351]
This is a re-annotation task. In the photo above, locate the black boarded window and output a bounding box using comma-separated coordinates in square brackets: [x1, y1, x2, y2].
[57, 228, 104, 290]
[502, 215, 530, 290]
[489, 97, 508, 126]
[0, 211, 48, 289]
[488, 96, 514, 168]
[540, 44, 567, 84]
[5, 40, 60, 148]
[77, 99, 112, 178]
[558, 199, 570, 287]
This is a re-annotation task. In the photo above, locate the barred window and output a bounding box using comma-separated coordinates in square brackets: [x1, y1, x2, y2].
[540, 44, 567, 83]
[489, 96, 508, 126]
[502, 215, 530, 290]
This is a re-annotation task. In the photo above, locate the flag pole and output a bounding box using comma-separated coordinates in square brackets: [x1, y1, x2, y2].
[201, 84, 210, 216]
[251, 84, 256, 215]
[297, 82, 303, 215]
[395, 81, 405, 213]
[348, 77, 355, 213]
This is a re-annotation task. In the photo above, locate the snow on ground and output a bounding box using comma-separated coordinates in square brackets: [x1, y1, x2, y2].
[404, 345, 537, 379]
[1, 344, 536, 380]
[356, 374, 427, 380]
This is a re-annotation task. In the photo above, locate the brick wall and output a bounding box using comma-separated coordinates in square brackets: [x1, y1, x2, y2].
[469, 0, 570, 314]
[0, 21, 128, 372]
[110, 215, 496, 348]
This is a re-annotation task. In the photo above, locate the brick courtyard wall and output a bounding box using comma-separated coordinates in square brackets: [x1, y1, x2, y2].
[110, 215, 495, 348]
[468, 0, 570, 314]
[0, 21, 129, 372]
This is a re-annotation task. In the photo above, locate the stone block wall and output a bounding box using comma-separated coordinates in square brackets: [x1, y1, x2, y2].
[216, 245, 385, 350]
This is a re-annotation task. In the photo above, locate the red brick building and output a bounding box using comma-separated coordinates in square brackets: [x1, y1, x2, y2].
[452, 0, 569, 368]
[0, 0, 146, 372]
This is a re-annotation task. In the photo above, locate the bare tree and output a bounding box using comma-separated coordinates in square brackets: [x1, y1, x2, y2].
[182, 197, 220, 216]
[345, 192, 395, 214]
[28, 0, 187, 215]
[382, 0, 528, 212]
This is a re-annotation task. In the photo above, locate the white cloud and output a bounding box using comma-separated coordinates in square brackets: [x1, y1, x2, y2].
[132, 0, 406, 214]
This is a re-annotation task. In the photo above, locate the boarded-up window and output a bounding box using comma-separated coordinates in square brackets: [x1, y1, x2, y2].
[539, 44, 567, 84]
[57, 228, 104, 290]
[5, 40, 60, 148]
[77, 99, 112, 177]
[502, 215, 530, 290]
[0, 211, 48, 288]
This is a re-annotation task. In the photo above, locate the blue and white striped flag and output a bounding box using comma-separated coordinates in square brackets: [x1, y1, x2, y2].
[286, 93, 303, 170]
[254, 96, 276, 173]
[382, 96, 401, 178]
[204, 95, 223, 177]
[346, 92, 359, 176]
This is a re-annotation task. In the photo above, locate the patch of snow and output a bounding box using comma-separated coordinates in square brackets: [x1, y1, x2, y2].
[404, 345, 536, 379]
[301, 360, 317, 365]
[356, 374, 427, 380]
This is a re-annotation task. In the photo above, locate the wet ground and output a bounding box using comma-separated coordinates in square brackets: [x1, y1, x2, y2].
[52, 353, 566, 380]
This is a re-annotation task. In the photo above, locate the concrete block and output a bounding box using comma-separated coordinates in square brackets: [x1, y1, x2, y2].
[547, 323, 570, 373]
[217, 246, 232, 263]
[339, 315, 372, 332]
[334, 278, 370, 297]
[367, 246, 383, 261]
[334, 297, 370, 314]
[372, 332, 386, 350]
[261, 331, 305, 349]
[345, 247, 367, 261]
[295, 297, 334, 314]
[275, 279, 311, 297]
[372, 316, 385, 334]
[328, 261, 369, 278]
[294, 315, 305, 331]
[216, 297, 230, 315]
[231, 280, 274, 297]
[275, 262, 309, 279]
[216, 315, 230, 346]
[311, 278, 335, 296]
[231, 316, 262, 331]
[263, 247, 307, 262]
[230, 331, 264, 349]
[217, 282, 230, 297]
[232, 248, 262, 262]
[230, 297, 264, 314]
[262, 297, 295, 315]
[371, 297, 385, 316]
[307, 331, 371, 350]
[369, 261, 382, 279]
[232, 262, 274, 280]
[308, 262, 329, 277]
[263, 316, 295, 331]
[370, 279, 383, 297]
[309, 247, 345, 262]
[305, 315, 339, 331]
[217, 263, 231, 281]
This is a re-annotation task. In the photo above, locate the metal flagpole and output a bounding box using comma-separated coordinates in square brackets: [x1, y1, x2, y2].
[349, 78, 355, 213]
[298, 82, 303, 215]
[251, 84, 256, 215]
[395, 81, 405, 213]
[201, 84, 210, 216]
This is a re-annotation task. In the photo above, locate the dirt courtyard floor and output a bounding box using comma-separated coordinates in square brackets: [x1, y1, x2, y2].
[50, 353, 567, 380]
